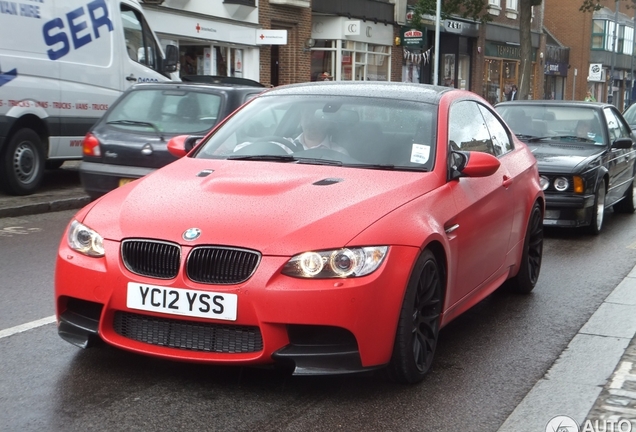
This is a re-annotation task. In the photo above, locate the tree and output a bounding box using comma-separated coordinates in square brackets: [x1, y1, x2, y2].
[410, 0, 539, 100]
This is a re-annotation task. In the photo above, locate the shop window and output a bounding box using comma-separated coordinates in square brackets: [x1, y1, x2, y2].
[310, 40, 336, 81]
[592, 20, 605, 50]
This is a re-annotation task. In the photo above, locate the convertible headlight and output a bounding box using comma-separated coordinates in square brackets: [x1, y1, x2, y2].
[553, 177, 569, 192]
[282, 246, 388, 278]
[67, 220, 105, 257]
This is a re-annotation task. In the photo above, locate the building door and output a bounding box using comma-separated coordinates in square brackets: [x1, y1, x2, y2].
[271, 45, 280, 86]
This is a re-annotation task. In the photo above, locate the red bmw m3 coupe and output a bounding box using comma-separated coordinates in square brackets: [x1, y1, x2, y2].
[55, 82, 544, 383]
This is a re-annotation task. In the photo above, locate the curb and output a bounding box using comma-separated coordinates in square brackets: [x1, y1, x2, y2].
[0, 196, 90, 219]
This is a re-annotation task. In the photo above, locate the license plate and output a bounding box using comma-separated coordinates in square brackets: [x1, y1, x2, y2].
[126, 282, 237, 321]
[119, 178, 135, 187]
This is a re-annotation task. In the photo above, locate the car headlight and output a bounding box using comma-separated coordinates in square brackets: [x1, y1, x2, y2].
[540, 175, 550, 190]
[67, 220, 105, 257]
[553, 177, 569, 192]
[282, 246, 388, 278]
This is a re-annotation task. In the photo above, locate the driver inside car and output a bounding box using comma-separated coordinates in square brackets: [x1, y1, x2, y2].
[232, 106, 349, 155]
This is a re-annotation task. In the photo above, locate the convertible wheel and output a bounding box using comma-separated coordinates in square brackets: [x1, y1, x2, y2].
[507, 201, 543, 294]
[614, 179, 636, 214]
[587, 179, 606, 235]
[388, 249, 443, 384]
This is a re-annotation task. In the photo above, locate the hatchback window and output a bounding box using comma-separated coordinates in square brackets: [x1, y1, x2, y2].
[105, 89, 222, 134]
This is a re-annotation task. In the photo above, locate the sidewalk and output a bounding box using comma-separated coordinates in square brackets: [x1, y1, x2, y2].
[1, 164, 636, 431]
[0, 161, 89, 218]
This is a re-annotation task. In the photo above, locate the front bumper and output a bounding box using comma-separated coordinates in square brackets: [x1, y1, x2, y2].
[543, 193, 595, 227]
[55, 239, 418, 375]
[79, 161, 155, 199]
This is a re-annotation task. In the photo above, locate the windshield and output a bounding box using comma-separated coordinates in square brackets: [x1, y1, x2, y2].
[496, 105, 606, 145]
[194, 94, 437, 171]
[105, 88, 222, 134]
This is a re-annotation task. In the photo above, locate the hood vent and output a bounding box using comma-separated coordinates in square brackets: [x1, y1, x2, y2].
[313, 178, 344, 186]
[197, 169, 215, 177]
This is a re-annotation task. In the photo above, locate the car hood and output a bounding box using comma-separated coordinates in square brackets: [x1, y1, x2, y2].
[82, 158, 441, 255]
[526, 142, 603, 174]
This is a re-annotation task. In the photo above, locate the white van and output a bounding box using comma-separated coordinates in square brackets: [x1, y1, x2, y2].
[0, 0, 178, 195]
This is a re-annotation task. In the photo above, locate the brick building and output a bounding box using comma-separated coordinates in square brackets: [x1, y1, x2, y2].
[544, 0, 636, 108]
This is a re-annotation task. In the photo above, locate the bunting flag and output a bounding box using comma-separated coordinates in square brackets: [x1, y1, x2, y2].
[404, 47, 432, 65]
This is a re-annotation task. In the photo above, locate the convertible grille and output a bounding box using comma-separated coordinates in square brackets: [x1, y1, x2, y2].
[186, 246, 260, 284]
[113, 311, 263, 353]
[121, 240, 181, 279]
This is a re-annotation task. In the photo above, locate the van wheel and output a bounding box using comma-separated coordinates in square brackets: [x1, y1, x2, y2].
[0, 129, 45, 195]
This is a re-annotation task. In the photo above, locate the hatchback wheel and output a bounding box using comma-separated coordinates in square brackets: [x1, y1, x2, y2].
[587, 179, 606, 235]
[388, 249, 443, 384]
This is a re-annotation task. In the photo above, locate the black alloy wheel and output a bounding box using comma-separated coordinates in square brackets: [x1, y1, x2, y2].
[389, 249, 443, 384]
[507, 201, 543, 294]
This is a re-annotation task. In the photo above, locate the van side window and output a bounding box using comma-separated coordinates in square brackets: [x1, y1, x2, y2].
[121, 6, 159, 70]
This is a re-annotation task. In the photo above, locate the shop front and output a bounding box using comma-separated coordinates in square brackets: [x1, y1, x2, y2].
[309, 16, 394, 82]
[483, 41, 536, 105]
[141, 5, 261, 82]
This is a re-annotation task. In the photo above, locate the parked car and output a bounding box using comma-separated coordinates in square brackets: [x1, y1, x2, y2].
[496, 100, 636, 234]
[56, 82, 544, 384]
[180, 75, 265, 87]
[623, 102, 636, 131]
[80, 81, 265, 200]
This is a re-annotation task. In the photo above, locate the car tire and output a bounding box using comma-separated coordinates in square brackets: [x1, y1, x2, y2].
[587, 179, 606, 235]
[614, 179, 636, 214]
[0, 128, 45, 196]
[388, 249, 443, 384]
[506, 201, 543, 294]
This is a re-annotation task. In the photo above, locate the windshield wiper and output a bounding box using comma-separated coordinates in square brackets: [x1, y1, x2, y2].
[227, 154, 298, 162]
[527, 135, 595, 143]
[295, 157, 343, 166]
[349, 163, 429, 172]
[107, 120, 164, 141]
[515, 133, 539, 140]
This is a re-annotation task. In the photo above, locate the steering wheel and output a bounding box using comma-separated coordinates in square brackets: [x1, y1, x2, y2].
[251, 136, 301, 153]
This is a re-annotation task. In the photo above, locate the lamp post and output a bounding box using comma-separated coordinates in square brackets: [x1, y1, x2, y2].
[433, 0, 440, 85]
[609, 0, 619, 105]
[630, 10, 636, 107]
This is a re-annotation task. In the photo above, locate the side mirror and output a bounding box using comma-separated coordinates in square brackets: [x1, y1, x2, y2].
[167, 135, 203, 158]
[612, 137, 633, 149]
[450, 150, 500, 179]
[163, 44, 179, 74]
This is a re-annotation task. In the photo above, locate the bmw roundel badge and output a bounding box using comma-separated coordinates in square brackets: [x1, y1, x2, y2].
[183, 228, 201, 241]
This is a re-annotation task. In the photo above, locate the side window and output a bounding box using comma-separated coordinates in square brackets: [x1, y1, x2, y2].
[610, 108, 631, 138]
[448, 101, 495, 155]
[604, 108, 630, 140]
[121, 6, 159, 71]
[479, 104, 513, 156]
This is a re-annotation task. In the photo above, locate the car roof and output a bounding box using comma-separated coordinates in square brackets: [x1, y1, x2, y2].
[495, 100, 614, 110]
[180, 75, 265, 87]
[129, 81, 265, 93]
[262, 81, 454, 104]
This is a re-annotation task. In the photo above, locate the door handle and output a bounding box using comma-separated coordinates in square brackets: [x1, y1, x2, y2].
[126, 75, 137, 82]
[502, 175, 513, 188]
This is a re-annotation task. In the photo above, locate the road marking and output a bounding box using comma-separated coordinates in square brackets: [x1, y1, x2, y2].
[0, 315, 56, 340]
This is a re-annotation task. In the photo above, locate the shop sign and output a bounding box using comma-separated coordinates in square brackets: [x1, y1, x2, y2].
[401, 27, 426, 48]
[588, 63, 603, 82]
[344, 20, 361, 36]
[444, 20, 463, 34]
[485, 42, 536, 61]
[256, 29, 288, 45]
[544, 62, 567, 76]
